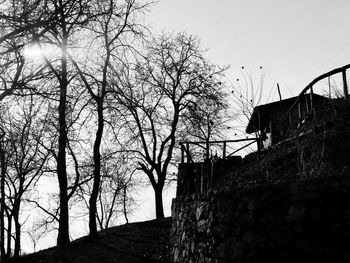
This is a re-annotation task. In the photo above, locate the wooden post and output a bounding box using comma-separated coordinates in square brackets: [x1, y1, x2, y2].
[298, 97, 302, 120]
[180, 143, 184, 163]
[310, 86, 316, 117]
[223, 141, 226, 159]
[186, 142, 190, 163]
[342, 70, 349, 99]
[277, 83, 282, 102]
[305, 93, 309, 113]
[289, 111, 292, 127]
[205, 141, 209, 160]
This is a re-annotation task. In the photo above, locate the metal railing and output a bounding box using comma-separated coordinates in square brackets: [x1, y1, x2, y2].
[179, 138, 260, 163]
[288, 63, 350, 128]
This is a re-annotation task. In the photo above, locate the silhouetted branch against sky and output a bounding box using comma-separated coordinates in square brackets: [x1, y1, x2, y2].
[111, 31, 230, 218]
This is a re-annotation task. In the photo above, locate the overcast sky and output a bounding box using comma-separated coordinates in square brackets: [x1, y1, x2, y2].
[147, 0, 350, 102]
[21, 0, 350, 252]
[140, 0, 350, 222]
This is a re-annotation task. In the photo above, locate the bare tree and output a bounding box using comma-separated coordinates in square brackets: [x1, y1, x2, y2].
[0, 96, 49, 258]
[17, 0, 93, 246]
[185, 87, 230, 159]
[1, 0, 150, 244]
[70, 0, 148, 237]
[114, 33, 227, 218]
[95, 151, 135, 230]
[0, 4, 29, 257]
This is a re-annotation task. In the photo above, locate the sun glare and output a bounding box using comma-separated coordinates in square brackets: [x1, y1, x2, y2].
[23, 43, 57, 61]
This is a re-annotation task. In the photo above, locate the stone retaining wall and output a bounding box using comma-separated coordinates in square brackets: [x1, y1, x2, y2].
[170, 175, 350, 263]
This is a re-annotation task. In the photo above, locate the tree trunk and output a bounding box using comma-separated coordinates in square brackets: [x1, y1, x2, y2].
[123, 185, 129, 224]
[154, 185, 164, 219]
[6, 214, 12, 257]
[13, 212, 20, 257]
[0, 141, 6, 260]
[89, 102, 104, 237]
[57, 164, 69, 247]
[56, 31, 70, 247]
[13, 192, 23, 257]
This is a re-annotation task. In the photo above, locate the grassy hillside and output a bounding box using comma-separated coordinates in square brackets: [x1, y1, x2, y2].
[6, 218, 171, 263]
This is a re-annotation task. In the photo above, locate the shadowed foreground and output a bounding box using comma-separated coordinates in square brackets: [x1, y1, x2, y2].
[7, 218, 171, 263]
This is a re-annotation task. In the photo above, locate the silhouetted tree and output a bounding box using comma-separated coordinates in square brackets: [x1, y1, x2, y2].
[70, 0, 148, 237]
[185, 87, 230, 159]
[115, 33, 227, 218]
[0, 96, 49, 257]
[95, 151, 135, 229]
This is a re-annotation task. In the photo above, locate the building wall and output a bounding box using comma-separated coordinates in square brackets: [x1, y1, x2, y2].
[255, 94, 329, 148]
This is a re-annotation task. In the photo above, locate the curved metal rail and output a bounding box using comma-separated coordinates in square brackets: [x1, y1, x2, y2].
[288, 63, 350, 127]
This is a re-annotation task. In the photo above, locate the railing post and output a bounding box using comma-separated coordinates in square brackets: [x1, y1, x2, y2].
[309, 86, 314, 110]
[298, 97, 302, 121]
[186, 142, 190, 163]
[205, 141, 209, 160]
[342, 70, 349, 99]
[180, 143, 184, 163]
[223, 141, 226, 159]
[289, 111, 292, 127]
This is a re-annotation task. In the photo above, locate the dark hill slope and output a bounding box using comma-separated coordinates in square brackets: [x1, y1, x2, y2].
[7, 218, 171, 263]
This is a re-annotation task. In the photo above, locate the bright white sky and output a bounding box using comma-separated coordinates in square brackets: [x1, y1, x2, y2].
[22, 0, 350, 253]
[147, 0, 350, 101]
[140, 0, 350, 230]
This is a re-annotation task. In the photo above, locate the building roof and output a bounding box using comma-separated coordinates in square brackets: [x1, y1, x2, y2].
[245, 93, 328, 134]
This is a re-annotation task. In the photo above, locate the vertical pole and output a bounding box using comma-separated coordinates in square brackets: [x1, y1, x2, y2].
[180, 143, 184, 163]
[277, 83, 282, 102]
[256, 133, 262, 153]
[186, 142, 190, 163]
[205, 141, 209, 160]
[269, 121, 273, 146]
[342, 70, 349, 99]
[210, 160, 214, 192]
[298, 97, 302, 120]
[289, 111, 292, 127]
[309, 86, 314, 118]
[309, 86, 314, 108]
[200, 164, 204, 194]
[223, 141, 226, 159]
[305, 94, 309, 113]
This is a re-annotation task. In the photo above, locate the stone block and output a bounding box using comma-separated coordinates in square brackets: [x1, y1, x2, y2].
[213, 224, 231, 240]
[243, 231, 266, 247]
[173, 248, 180, 263]
[238, 210, 256, 228]
[216, 196, 235, 223]
[246, 248, 264, 263]
[197, 219, 208, 233]
[216, 237, 246, 261]
[286, 204, 306, 223]
[268, 226, 294, 244]
[196, 202, 208, 221]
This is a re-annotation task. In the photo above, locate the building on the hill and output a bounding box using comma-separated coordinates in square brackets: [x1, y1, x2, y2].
[245, 93, 329, 150]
